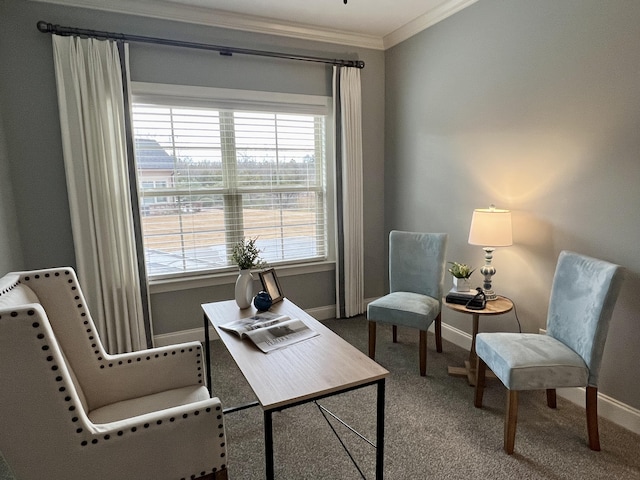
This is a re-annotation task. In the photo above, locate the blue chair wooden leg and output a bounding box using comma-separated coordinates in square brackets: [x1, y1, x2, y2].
[419, 330, 427, 376]
[586, 386, 601, 451]
[474, 357, 487, 408]
[368, 321, 376, 360]
[434, 313, 442, 353]
[505, 390, 518, 454]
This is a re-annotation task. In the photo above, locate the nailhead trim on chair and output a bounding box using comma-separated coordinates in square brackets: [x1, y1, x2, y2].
[21, 271, 204, 384]
[0, 279, 21, 296]
[98, 346, 203, 385]
[4, 272, 227, 479]
[179, 462, 227, 480]
[72, 392, 224, 448]
[73, 364, 216, 448]
[18, 308, 90, 443]
[16, 269, 225, 473]
[23, 271, 104, 364]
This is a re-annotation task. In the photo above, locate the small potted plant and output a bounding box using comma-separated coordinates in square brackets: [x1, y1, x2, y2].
[231, 237, 267, 271]
[448, 261, 475, 292]
[231, 237, 267, 308]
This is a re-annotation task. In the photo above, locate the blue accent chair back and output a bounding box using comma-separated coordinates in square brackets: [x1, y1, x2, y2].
[546, 252, 623, 386]
[389, 231, 447, 299]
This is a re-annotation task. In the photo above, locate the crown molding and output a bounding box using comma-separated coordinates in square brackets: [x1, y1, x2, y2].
[32, 0, 475, 51]
[31, 0, 385, 50]
[383, 0, 479, 49]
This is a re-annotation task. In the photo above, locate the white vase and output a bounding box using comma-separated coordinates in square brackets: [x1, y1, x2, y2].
[235, 269, 254, 309]
[453, 277, 471, 292]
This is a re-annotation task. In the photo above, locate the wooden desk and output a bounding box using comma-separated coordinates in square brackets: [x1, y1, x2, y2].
[443, 296, 513, 386]
[202, 298, 389, 479]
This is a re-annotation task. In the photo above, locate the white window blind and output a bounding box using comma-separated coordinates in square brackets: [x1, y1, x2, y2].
[131, 86, 330, 278]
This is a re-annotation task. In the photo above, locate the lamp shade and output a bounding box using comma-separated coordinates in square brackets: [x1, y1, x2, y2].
[468, 207, 513, 247]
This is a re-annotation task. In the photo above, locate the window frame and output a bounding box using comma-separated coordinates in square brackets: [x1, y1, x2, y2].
[130, 82, 336, 283]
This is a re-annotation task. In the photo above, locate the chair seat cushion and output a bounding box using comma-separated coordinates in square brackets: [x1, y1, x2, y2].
[367, 291, 440, 330]
[476, 333, 589, 390]
[88, 385, 210, 424]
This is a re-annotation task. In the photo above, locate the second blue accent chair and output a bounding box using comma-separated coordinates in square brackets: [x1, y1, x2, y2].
[474, 251, 624, 454]
[367, 231, 448, 376]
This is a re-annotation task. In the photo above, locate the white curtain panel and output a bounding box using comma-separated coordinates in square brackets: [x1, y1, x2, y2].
[52, 35, 147, 353]
[333, 66, 364, 318]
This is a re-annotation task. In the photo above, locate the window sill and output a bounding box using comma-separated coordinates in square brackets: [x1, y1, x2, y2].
[148, 261, 336, 294]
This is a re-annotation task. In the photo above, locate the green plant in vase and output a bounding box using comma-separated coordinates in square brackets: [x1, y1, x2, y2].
[231, 237, 268, 309]
[231, 237, 267, 270]
[448, 261, 475, 292]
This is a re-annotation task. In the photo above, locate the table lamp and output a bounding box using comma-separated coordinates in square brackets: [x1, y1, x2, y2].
[468, 205, 512, 300]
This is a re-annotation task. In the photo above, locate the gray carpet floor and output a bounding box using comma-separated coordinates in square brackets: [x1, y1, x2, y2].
[2, 315, 639, 479]
[212, 316, 640, 479]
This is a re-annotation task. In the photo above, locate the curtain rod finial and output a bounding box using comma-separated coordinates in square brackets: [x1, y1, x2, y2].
[37, 21, 51, 33]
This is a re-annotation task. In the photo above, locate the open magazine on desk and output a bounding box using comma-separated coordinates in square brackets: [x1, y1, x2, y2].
[219, 311, 318, 353]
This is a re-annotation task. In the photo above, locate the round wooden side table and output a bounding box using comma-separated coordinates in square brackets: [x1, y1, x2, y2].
[443, 295, 513, 386]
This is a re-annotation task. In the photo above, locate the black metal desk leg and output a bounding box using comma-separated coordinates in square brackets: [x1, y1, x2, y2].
[376, 379, 385, 480]
[265, 409, 275, 480]
[203, 314, 212, 396]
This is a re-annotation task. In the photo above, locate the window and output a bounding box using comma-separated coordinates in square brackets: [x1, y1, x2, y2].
[131, 83, 333, 278]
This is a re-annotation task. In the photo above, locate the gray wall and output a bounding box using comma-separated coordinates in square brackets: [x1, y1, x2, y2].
[385, 0, 640, 409]
[0, 0, 386, 334]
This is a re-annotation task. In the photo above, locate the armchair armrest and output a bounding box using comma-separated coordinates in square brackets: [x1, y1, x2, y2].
[87, 341, 208, 408]
[64, 396, 227, 480]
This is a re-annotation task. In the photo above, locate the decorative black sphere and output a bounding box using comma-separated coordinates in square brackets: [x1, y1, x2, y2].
[254, 291, 273, 311]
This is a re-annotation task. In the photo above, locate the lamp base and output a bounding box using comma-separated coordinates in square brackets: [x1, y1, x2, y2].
[482, 288, 498, 301]
[479, 247, 498, 301]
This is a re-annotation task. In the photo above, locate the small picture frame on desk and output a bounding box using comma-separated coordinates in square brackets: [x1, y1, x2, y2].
[259, 268, 284, 304]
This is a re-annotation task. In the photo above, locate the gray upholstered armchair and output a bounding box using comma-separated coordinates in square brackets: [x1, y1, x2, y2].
[0, 267, 228, 480]
[367, 231, 448, 376]
[474, 251, 624, 454]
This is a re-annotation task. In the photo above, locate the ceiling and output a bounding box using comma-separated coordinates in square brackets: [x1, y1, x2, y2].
[35, 0, 478, 49]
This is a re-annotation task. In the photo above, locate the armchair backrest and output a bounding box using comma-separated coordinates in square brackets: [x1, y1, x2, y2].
[0, 272, 94, 465]
[2, 268, 109, 411]
[546, 251, 624, 386]
[389, 231, 448, 300]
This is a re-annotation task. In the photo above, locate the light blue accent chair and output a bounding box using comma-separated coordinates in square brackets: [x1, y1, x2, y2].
[474, 251, 624, 454]
[367, 231, 448, 376]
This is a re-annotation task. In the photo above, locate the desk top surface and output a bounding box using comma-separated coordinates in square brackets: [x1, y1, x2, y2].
[202, 298, 388, 410]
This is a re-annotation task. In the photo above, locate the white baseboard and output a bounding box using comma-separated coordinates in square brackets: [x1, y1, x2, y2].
[305, 304, 338, 321]
[441, 322, 473, 351]
[153, 303, 640, 436]
[556, 386, 640, 436]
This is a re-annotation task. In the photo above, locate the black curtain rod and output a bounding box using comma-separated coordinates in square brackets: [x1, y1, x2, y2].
[37, 21, 365, 69]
